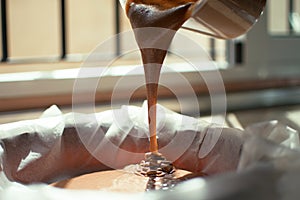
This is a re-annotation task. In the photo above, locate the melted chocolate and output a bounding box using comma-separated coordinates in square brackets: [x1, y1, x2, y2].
[126, 1, 195, 153]
[125, 1, 199, 191]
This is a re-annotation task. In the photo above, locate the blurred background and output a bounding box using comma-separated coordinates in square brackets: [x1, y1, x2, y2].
[0, 0, 299, 131]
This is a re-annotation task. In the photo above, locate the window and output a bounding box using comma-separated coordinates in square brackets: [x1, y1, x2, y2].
[0, 0, 299, 114]
[268, 0, 300, 35]
[246, 0, 300, 66]
[0, 0, 225, 64]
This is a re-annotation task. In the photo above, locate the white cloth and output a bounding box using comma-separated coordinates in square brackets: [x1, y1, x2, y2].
[0, 104, 299, 200]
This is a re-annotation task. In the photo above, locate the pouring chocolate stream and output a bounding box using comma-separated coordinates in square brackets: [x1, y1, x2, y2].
[126, 0, 197, 153]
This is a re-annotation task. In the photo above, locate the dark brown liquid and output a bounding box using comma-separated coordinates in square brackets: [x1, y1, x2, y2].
[126, 1, 195, 153]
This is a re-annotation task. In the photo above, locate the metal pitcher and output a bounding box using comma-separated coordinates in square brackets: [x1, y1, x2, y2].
[119, 0, 267, 39]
